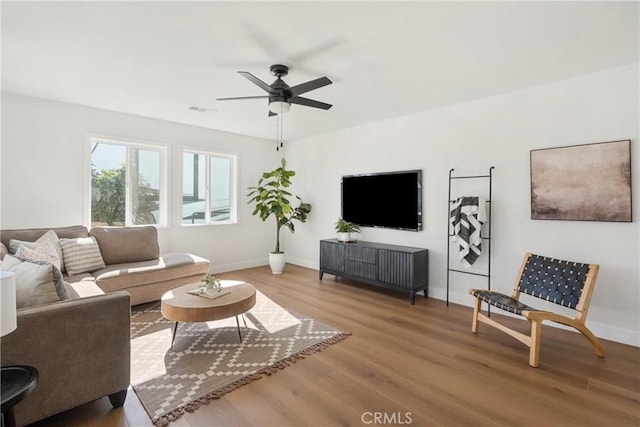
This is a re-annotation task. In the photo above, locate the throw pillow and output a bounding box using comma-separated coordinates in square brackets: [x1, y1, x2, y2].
[9, 230, 66, 273]
[58, 236, 106, 275]
[16, 240, 61, 270]
[0, 243, 7, 260]
[0, 254, 70, 308]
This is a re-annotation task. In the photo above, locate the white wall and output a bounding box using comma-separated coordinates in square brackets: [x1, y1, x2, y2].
[2, 65, 638, 346]
[284, 64, 640, 346]
[0, 93, 280, 272]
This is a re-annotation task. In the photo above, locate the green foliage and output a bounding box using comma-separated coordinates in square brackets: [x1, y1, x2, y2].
[133, 183, 159, 225]
[247, 158, 312, 254]
[91, 164, 159, 226]
[335, 218, 360, 233]
[201, 274, 222, 291]
[92, 165, 126, 226]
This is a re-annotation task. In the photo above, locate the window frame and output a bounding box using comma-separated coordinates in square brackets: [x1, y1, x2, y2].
[180, 148, 238, 226]
[85, 134, 169, 228]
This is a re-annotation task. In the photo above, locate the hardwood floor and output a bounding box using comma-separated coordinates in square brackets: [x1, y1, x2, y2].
[32, 264, 639, 426]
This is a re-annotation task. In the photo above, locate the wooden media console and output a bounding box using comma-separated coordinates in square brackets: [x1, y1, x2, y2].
[319, 239, 429, 304]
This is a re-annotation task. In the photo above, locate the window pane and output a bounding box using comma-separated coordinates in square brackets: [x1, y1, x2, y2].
[210, 157, 231, 222]
[91, 143, 126, 227]
[132, 149, 161, 225]
[182, 152, 206, 224]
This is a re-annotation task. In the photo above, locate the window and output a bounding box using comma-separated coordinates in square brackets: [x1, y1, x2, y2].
[182, 150, 237, 225]
[89, 137, 167, 227]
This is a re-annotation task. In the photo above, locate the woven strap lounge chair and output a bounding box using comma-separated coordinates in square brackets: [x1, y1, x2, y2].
[469, 252, 605, 367]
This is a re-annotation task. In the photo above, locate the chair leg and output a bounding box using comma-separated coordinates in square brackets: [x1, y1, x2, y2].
[529, 320, 542, 367]
[471, 297, 482, 333]
[575, 323, 606, 358]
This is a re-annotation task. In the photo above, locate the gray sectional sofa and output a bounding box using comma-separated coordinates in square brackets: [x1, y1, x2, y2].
[0, 225, 210, 426]
[1, 225, 210, 305]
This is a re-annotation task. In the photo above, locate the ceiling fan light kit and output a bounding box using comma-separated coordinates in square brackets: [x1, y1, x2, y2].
[269, 100, 290, 114]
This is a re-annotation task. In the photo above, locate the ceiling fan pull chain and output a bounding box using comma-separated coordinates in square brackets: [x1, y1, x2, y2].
[280, 102, 284, 150]
[276, 116, 279, 151]
[273, 102, 285, 151]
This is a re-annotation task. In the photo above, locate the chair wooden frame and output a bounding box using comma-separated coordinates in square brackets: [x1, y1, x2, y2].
[469, 252, 605, 367]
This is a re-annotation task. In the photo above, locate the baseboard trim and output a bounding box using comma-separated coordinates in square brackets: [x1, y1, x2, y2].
[286, 257, 318, 270]
[210, 258, 267, 274]
[433, 288, 640, 347]
[248, 260, 639, 347]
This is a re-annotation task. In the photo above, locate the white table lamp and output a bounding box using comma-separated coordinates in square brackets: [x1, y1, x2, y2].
[1, 271, 17, 336]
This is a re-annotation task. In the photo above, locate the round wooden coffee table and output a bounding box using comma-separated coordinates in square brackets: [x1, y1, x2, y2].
[161, 281, 256, 349]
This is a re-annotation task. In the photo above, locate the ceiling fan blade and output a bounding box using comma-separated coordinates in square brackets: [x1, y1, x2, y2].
[291, 96, 332, 110]
[268, 111, 278, 117]
[290, 76, 332, 96]
[216, 96, 269, 101]
[238, 71, 277, 94]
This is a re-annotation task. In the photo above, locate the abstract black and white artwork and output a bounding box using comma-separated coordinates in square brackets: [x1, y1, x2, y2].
[530, 140, 632, 222]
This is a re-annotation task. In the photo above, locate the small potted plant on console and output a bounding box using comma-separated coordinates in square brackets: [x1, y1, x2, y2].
[335, 218, 360, 242]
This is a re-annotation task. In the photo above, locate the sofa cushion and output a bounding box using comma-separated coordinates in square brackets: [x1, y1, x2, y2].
[90, 226, 159, 265]
[58, 237, 106, 275]
[94, 253, 209, 293]
[64, 272, 98, 284]
[1, 255, 70, 308]
[65, 279, 105, 299]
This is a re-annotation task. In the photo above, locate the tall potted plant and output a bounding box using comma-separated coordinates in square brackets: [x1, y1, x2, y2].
[247, 158, 312, 274]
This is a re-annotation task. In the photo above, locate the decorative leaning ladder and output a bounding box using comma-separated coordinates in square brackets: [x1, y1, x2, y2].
[446, 167, 494, 305]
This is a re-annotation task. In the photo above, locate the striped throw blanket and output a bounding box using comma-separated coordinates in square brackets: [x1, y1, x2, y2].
[450, 196, 487, 267]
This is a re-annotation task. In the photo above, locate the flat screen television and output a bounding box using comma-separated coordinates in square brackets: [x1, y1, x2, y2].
[341, 170, 422, 231]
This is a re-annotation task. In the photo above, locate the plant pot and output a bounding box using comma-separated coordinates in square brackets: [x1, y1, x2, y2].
[269, 252, 286, 274]
[338, 232, 352, 242]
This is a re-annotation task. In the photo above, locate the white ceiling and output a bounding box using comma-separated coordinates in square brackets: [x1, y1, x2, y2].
[2, 1, 638, 141]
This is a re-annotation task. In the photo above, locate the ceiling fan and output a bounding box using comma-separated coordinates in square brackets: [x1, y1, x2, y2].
[217, 64, 332, 116]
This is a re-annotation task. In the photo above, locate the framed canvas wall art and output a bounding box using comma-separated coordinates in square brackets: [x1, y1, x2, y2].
[530, 140, 632, 222]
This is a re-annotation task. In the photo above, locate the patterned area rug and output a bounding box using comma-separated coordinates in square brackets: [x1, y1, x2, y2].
[130, 288, 349, 426]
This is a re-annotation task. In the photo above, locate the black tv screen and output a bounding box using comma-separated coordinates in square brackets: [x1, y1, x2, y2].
[341, 170, 422, 231]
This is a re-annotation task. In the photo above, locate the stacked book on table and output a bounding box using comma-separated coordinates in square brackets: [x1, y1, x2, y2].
[187, 288, 231, 299]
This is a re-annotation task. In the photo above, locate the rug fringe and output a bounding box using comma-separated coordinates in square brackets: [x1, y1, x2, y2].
[152, 332, 350, 426]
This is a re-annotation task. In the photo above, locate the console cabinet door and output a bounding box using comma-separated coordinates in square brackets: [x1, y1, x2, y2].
[320, 241, 345, 273]
[378, 249, 413, 288]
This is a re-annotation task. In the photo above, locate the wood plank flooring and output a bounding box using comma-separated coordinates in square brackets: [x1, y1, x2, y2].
[32, 264, 639, 426]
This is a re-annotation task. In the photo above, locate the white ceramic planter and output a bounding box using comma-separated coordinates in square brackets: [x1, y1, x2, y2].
[269, 252, 286, 274]
[338, 232, 352, 242]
